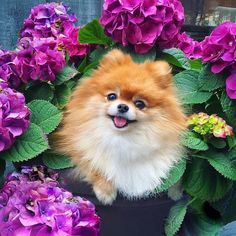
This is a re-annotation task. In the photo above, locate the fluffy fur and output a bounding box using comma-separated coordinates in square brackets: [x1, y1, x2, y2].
[52, 49, 186, 205]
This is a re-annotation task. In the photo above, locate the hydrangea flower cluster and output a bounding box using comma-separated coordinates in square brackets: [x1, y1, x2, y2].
[15, 37, 65, 82]
[175, 32, 202, 59]
[0, 80, 30, 152]
[100, 0, 185, 54]
[14, 2, 90, 84]
[20, 2, 77, 40]
[188, 112, 233, 139]
[0, 166, 100, 236]
[0, 49, 21, 88]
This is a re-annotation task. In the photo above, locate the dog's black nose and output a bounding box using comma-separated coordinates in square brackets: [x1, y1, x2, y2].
[117, 104, 129, 113]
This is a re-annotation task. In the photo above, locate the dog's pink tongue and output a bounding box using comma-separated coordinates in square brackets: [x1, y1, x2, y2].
[114, 116, 128, 128]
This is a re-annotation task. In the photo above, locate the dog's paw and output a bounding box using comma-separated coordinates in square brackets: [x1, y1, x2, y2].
[93, 185, 117, 205]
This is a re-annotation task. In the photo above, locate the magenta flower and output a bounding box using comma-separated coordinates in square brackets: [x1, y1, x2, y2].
[15, 37, 65, 82]
[226, 73, 236, 99]
[100, 0, 185, 54]
[0, 49, 21, 88]
[58, 22, 90, 58]
[201, 22, 236, 74]
[0, 166, 100, 236]
[20, 2, 77, 40]
[0, 81, 30, 152]
[176, 32, 202, 59]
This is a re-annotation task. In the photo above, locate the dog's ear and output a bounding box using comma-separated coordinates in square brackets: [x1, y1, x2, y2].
[145, 61, 172, 89]
[100, 49, 132, 69]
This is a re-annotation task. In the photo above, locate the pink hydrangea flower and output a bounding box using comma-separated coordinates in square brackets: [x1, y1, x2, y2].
[100, 0, 185, 54]
[0, 81, 30, 152]
[226, 73, 236, 99]
[58, 22, 90, 58]
[0, 166, 100, 236]
[188, 113, 233, 139]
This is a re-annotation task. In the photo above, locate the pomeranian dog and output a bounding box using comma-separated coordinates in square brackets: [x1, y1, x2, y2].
[52, 49, 186, 205]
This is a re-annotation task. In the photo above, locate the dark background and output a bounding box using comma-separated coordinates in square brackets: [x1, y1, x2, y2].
[0, 0, 235, 50]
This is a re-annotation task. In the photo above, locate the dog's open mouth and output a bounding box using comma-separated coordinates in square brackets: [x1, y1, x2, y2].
[109, 115, 136, 128]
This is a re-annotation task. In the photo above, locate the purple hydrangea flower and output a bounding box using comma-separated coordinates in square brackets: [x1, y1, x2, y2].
[201, 22, 236, 74]
[0, 49, 21, 88]
[100, 0, 185, 54]
[58, 22, 90, 58]
[226, 73, 236, 99]
[0, 81, 30, 152]
[20, 2, 77, 40]
[0, 166, 100, 236]
[15, 37, 65, 82]
[176, 32, 202, 59]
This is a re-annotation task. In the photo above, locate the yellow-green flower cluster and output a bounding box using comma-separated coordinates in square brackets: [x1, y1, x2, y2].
[188, 113, 233, 139]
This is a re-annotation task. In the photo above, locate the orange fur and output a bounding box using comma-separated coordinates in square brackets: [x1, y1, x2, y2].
[52, 49, 186, 204]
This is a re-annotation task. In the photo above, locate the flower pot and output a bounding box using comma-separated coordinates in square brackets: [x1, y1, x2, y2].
[59, 168, 175, 236]
[14, 159, 175, 236]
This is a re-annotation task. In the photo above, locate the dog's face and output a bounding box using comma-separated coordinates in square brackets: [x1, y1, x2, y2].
[66, 49, 186, 144]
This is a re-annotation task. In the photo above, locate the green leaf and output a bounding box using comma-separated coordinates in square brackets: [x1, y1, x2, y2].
[25, 83, 54, 102]
[183, 158, 232, 202]
[181, 211, 222, 236]
[174, 70, 213, 104]
[189, 59, 203, 70]
[54, 66, 78, 86]
[206, 152, 236, 180]
[198, 65, 225, 92]
[156, 159, 186, 193]
[78, 19, 113, 46]
[162, 48, 191, 70]
[1, 123, 49, 162]
[28, 100, 62, 135]
[83, 61, 99, 73]
[0, 159, 6, 177]
[221, 91, 236, 128]
[227, 136, 236, 150]
[118, 45, 156, 63]
[182, 131, 209, 151]
[165, 200, 188, 236]
[89, 47, 111, 63]
[52, 84, 72, 109]
[213, 183, 236, 224]
[42, 152, 74, 169]
[77, 56, 89, 73]
[209, 138, 226, 149]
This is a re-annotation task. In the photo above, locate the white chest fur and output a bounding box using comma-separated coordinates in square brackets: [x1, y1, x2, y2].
[74, 119, 181, 198]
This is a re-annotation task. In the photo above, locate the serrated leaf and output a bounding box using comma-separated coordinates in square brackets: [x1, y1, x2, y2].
[182, 131, 209, 150]
[52, 84, 72, 109]
[174, 70, 213, 104]
[207, 152, 236, 180]
[156, 159, 186, 193]
[42, 152, 74, 169]
[78, 19, 113, 46]
[165, 200, 188, 236]
[162, 48, 191, 70]
[221, 91, 236, 128]
[28, 100, 61, 135]
[1, 123, 49, 162]
[54, 66, 78, 86]
[219, 221, 236, 236]
[198, 65, 225, 92]
[183, 158, 232, 202]
[25, 82, 54, 102]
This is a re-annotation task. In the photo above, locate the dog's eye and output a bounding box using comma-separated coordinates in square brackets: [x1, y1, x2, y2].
[107, 93, 117, 101]
[134, 100, 146, 109]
